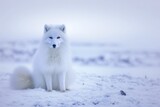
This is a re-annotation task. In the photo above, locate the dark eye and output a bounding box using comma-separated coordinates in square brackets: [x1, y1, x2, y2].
[49, 37, 53, 39]
[57, 36, 60, 39]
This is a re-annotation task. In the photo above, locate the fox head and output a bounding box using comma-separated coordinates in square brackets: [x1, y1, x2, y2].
[43, 24, 66, 49]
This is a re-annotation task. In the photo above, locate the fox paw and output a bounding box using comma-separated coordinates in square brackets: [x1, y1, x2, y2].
[47, 89, 52, 92]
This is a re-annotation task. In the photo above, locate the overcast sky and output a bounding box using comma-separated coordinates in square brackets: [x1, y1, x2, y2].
[0, 0, 160, 46]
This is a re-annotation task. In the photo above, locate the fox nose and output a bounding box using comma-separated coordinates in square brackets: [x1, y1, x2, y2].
[52, 44, 56, 48]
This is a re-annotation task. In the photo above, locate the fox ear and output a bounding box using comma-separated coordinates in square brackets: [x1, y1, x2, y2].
[44, 24, 51, 33]
[59, 24, 66, 33]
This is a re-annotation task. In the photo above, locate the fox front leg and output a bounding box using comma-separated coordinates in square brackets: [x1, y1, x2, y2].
[58, 72, 66, 92]
[44, 74, 52, 91]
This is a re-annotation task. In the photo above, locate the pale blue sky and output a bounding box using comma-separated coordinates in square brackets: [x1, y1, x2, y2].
[0, 0, 160, 47]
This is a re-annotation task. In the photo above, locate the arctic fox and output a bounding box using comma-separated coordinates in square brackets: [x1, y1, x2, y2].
[10, 24, 74, 92]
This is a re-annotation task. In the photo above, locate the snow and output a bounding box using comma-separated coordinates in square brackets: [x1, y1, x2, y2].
[0, 40, 160, 107]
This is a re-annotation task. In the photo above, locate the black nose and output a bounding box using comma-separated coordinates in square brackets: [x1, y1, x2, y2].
[52, 44, 56, 48]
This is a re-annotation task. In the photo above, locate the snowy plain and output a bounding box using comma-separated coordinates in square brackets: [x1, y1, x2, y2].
[0, 40, 160, 107]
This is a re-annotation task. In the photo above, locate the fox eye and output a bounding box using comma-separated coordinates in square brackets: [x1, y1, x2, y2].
[57, 36, 60, 39]
[49, 37, 53, 39]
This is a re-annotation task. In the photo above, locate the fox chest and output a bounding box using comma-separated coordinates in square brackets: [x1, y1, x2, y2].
[47, 53, 62, 65]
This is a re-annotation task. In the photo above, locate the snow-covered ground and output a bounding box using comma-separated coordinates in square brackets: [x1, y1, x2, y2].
[0, 40, 160, 107]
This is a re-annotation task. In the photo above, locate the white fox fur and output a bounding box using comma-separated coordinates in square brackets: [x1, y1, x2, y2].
[10, 66, 33, 89]
[10, 24, 74, 92]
